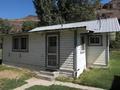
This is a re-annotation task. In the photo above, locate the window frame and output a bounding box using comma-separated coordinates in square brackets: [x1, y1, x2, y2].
[88, 35, 102, 46]
[12, 35, 29, 52]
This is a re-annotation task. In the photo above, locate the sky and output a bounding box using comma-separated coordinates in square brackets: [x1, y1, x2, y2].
[0, 0, 110, 19]
[101, 0, 111, 4]
[0, 0, 36, 19]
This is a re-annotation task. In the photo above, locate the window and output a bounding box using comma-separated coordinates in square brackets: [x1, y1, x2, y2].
[12, 35, 28, 52]
[88, 35, 102, 46]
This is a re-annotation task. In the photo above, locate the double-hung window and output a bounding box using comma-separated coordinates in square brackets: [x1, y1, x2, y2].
[12, 35, 28, 52]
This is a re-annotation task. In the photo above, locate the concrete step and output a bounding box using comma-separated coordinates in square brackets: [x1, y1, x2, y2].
[39, 71, 54, 76]
[35, 73, 54, 81]
[32, 70, 59, 81]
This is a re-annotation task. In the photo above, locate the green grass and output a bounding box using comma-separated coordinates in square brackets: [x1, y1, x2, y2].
[0, 78, 27, 90]
[26, 85, 80, 90]
[0, 75, 28, 90]
[56, 51, 120, 89]
[0, 65, 19, 71]
[0, 65, 33, 90]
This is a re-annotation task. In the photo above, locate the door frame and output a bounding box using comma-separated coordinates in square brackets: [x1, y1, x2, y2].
[45, 32, 60, 70]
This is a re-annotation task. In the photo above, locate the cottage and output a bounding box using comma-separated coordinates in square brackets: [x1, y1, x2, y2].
[1, 18, 120, 78]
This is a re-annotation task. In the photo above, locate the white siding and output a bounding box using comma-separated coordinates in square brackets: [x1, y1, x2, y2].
[3, 33, 46, 70]
[60, 30, 74, 71]
[76, 30, 87, 77]
[3, 31, 75, 72]
[2, 30, 109, 77]
[87, 33, 108, 67]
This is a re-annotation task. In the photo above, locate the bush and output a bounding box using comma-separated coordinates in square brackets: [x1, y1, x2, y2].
[110, 40, 120, 49]
[110, 32, 120, 50]
[0, 19, 12, 34]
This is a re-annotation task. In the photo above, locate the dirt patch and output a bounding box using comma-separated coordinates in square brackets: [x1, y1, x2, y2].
[0, 70, 23, 79]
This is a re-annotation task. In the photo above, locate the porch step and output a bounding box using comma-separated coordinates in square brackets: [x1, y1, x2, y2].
[33, 71, 59, 81]
[39, 71, 54, 76]
[35, 73, 54, 81]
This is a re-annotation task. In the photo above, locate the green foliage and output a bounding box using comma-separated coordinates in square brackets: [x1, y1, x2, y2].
[116, 32, 120, 41]
[22, 21, 38, 32]
[0, 19, 12, 34]
[56, 51, 120, 89]
[110, 41, 120, 49]
[63, 4, 96, 22]
[0, 65, 19, 71]
[26, 85, 80, 90]
[110, 32, 120, 49]
[33, 0, 100, 26]
[33, 0, 65, 26]
[56, 76, 74, 82]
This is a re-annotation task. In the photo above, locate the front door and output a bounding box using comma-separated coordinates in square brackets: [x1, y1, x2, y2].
[46, 34, 58, 69]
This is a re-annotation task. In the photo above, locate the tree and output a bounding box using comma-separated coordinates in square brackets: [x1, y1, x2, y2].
[22, 21, 38, 32]
[33, 0, 101, 26]
[58, 0, 101, 22]
[33, 0, 65, 26]
[0, 19, 12, 34]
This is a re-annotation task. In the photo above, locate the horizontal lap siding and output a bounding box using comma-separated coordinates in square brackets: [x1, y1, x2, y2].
[3, 31, 75, 72]
[3, 33, 45, 69]
[60, 31, 74, 71]
[87, 33, 107, 67]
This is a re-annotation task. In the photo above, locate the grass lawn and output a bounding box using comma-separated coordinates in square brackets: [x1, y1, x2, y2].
[26, 85, 80, 90]
[0, 78, 27, 90]
[0, 65, 33, 90]
[56, 51, 120, 89]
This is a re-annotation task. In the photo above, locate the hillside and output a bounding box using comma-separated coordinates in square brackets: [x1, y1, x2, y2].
[8, 15, 39, 33]
[100, 0, 120, 19]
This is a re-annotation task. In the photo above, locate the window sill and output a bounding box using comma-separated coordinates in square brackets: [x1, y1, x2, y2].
[12, 49, 28, 52]
[88, 44, 103, 46]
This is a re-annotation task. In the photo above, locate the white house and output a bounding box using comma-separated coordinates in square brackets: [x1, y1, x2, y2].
[1, 18, 120, 78]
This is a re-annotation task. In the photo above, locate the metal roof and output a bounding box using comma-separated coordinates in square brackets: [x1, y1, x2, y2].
[29, 18, 120, 33]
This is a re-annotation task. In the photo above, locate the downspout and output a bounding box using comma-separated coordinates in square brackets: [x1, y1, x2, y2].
[73, 30, 77, 78]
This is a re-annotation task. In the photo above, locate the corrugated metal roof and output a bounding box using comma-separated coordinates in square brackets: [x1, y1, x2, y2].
[29, 18, 120, 33]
